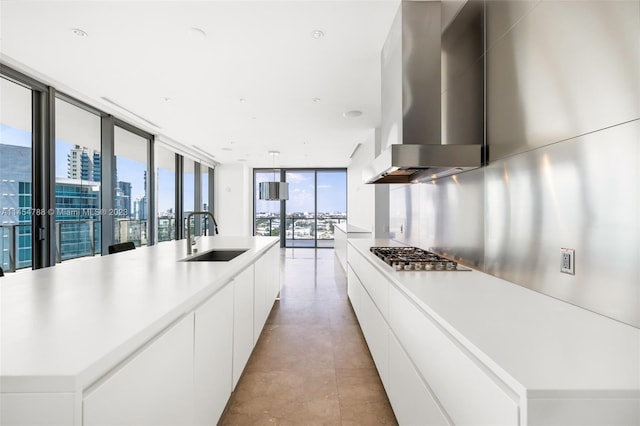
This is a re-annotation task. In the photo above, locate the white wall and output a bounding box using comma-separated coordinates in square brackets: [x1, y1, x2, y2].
[214, 164, 252, 236]
[347, 129, 389, 237]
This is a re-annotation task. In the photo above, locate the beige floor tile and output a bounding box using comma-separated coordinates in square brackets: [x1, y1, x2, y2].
[220, 248, 397, 426]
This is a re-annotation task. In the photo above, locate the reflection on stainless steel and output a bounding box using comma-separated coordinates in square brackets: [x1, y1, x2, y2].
[487, 0, 640, 161]
[393, 122, 640, 327]
[442, 0, 484, 148]
[486, 121, 640, 327]
[390, 169, 485, 270]
[368, 1, 484, 184]
[389, 0, 640, 327]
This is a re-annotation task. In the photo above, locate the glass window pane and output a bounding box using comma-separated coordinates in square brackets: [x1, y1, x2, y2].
[0, 77, 33, 270]
[55, 98, 102, 260]
[254, 170, 280, 237]
[114, 126, 148, 246]
[201, 167, 210, 235]
[317, 171, 347, 248]
[285, 171, 315, 248]
[156, 146, 175, 242]
[183, 159, 195, 237]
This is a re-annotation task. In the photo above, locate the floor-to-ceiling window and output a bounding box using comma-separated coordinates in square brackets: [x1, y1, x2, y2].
[114, 126, 149, 246]
[183, 159, 195, 238]
[54, 97, 102, 260]
[285, 170, 316, 248]
[0, 77, 33, 270]
[253, 168, 347, 248]
[156, 145, 176, 242]
[316, 170, 347, 248]
[201, 166, 211, 235]
[254, 170, 281, 237]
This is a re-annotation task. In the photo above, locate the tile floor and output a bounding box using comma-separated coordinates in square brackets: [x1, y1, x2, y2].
[220, 248, 398, 425]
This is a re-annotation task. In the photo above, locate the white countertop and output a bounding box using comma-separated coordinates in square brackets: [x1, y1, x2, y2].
[0, 236, 278, 394]
[350, 239, 640, 397]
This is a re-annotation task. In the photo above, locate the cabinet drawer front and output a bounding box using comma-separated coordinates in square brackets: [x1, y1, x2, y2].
[389, 287, 519, 426]
[347, 265, 361, 316]
[349, 264, 389, 389]
[348, 245, 389, 320]
[389, 333, 450, 426]
[83, 313, 195, 426]
[359, 281, 390, 389]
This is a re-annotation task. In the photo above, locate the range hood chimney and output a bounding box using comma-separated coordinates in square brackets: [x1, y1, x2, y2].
[367, 1, 484, 184]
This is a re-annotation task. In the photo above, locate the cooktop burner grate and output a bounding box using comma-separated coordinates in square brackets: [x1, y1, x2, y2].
[369, 247, 470, 271]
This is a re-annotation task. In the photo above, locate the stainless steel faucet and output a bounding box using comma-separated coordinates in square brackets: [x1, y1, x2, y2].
[186, 211, 219, 255]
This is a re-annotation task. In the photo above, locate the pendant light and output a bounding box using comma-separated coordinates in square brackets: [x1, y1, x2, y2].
[258, 151, 289, 200]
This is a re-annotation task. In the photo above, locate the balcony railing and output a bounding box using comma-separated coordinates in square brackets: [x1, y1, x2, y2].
[55, 220, 101, 262]
[254, 216, 346, 247]
[0, 224, 19, 272]
[158, 217, 176, 242]
[115, 219, 148, 246]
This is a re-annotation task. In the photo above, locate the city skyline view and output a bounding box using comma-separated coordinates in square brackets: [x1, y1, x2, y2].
[255, 170, 347, 215]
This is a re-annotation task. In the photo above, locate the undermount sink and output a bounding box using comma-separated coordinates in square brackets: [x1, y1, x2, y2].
[184, 249, 249, 262]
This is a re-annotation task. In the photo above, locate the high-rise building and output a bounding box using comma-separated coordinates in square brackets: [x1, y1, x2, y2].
[117, 181, 132, 216]
[92, 151, 101, 182]
[68, 145, 95, 181]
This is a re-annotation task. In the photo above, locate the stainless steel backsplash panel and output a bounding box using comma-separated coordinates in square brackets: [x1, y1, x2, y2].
[393, 121, 639, 327]
[390, 168, 485, 269]
[487, 0, 640, 161]
[388, 0, 639, 327]
[485, 121, 639, 327]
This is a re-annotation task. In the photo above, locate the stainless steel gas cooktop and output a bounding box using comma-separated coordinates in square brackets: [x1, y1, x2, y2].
[369, 247, 470, 271]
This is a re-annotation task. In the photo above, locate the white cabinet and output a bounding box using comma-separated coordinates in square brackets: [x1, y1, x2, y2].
[194, 284, 234, 425]
[83, 313, 195, 426]
[334, 224, 347, 271]
[348, 245, 389, 319]
[254, 246, 277, 343]
[0, 393, 76, 426]
[347, 262, 389, 390]
[388, 284, 519, 426]
[347, 265, 361, 316]
[388, 333, 450, 426]
[348, 242, 519, 426]
[233, 265, 255, 389]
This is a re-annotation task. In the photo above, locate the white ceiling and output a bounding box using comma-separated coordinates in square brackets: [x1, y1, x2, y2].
[0, 0, 401, 168]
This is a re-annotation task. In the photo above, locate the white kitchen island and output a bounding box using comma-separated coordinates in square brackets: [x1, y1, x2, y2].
[0, 236, 280, 426]
[348, 239, 640, 426]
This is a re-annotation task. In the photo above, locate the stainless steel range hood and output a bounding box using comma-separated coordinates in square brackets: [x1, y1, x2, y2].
[367, 1, 484, 184]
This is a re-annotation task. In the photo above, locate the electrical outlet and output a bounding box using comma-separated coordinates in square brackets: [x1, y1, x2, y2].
[561, 248, 575, 275]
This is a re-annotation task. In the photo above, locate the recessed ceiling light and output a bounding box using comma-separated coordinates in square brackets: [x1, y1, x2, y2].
[162, 97, 171, 103]
[71, 28, 88, 37]
[311, 30, 324, 39]
[239, 98, 246, 103]
[343, 110, 363, 118]
[312, 97, 321, 103]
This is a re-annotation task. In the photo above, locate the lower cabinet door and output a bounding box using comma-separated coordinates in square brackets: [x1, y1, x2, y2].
[233, 266, 255, 388]
[83, 313, 195, 426]
[389, 333, 450, 426]
[346, 266, 360, 316]
[194, 284, 234, 425]
[359, 283, 390, 390]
